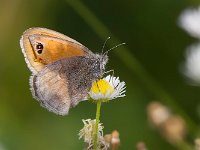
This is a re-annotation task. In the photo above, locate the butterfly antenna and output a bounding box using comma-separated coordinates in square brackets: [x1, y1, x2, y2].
[101, 37, 111, 54]
[103, 42, 126, 56]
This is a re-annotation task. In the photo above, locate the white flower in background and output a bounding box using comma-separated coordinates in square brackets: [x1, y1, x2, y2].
[179, 6, 200, 38]
[89, 75, 126, 101]
[79, 119, 108, 150]
[179, 6, 200, 85]
[183, 44, 200, 85]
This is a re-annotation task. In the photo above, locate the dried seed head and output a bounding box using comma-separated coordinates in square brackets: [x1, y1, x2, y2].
[147, 101, 171, 127]
[136, 142, 147, 150]
[195, 138, 200, 150]
[161, 115, 186, 144]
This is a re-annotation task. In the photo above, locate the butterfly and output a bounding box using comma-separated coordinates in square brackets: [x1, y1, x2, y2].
[20, 27, 108, 115]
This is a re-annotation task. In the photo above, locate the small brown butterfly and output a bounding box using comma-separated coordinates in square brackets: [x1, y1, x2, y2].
[20, 27, 108, 115]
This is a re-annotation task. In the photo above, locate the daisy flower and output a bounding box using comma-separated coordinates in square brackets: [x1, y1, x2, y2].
[89, 75, 126, 101]
[80, 75, 125, 150]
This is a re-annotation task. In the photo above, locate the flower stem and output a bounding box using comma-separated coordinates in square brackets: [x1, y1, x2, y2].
[94, 101, 102, 150]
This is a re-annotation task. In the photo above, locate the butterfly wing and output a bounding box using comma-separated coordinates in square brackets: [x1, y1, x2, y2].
[20, 28, 92, 74]
[30, 56, 101, 115]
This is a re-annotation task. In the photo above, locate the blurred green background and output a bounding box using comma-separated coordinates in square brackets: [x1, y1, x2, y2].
[0, 0, 200, 149]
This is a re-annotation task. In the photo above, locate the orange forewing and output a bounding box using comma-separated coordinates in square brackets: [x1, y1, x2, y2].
[20, 28, 89, 74]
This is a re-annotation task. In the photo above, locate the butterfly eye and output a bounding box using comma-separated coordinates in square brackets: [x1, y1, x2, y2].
[36, 43, 43, 54]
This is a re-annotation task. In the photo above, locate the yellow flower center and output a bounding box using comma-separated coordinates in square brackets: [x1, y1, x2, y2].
[91, 79, 114, 95]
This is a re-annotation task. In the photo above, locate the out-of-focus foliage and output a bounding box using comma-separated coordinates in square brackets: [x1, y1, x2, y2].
[0, 0, 200, 149]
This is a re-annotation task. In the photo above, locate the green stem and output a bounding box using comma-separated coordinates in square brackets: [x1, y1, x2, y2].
[94, 101, 102, 150]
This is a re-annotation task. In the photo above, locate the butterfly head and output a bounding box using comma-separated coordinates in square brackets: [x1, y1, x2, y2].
[99, 53, 108, 73]
[90, 53, 108, 79]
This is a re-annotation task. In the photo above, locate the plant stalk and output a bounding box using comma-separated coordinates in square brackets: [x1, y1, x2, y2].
[94, 101, 102, 150]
